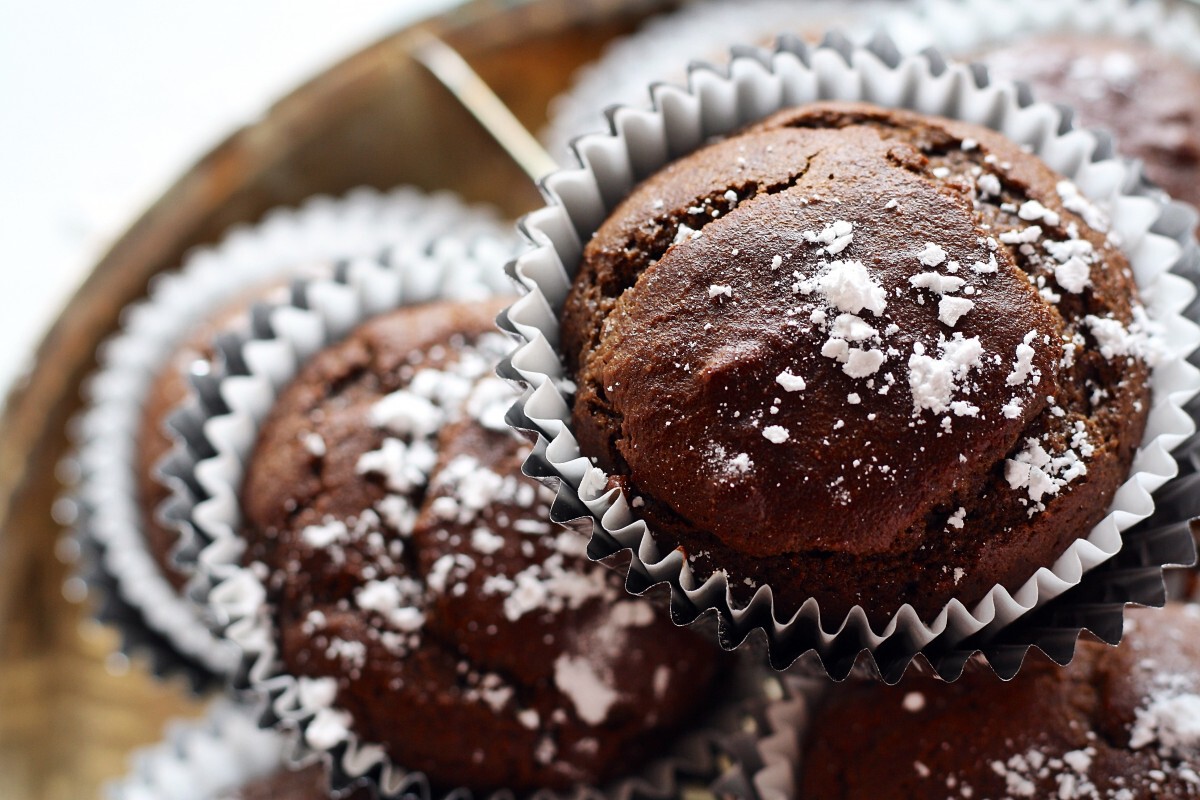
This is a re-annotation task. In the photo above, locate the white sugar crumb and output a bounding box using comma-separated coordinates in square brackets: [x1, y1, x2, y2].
[609, 601, 655, 628]
[1000, 225, 1043, 245]
[724, 189, 738, 205]
[1017, 199, 1061, 227]
[1006, 330, 1041, 388]
[1058, 180, 1109, 232]
[776, 370, 807, 392]
[356, 437, 438, 493]
[771, 254, 783, 270]
[302, 520, 349, 549]
[302, 433, 327, 456]
[1005, 436, 1088, 508]
[368, 390, 444, 438]
[1130, 681, 1200, 757]
[910, 272, 966, 295]
[355, 578, 426, 631]
[843, 347, 886, 379]
[986, 746, 1100, 800]
[465, 378, 516, 432]
[917, 242, 948, 267]
[914, 761, 931, 779]
[1001, 399, 1024, 419]
[961, 138, 978, 151]
[708, 283, 732, 299]
[426, 553, 476, 595]
[977, 173, 1001, 198]
[483, 538, 613, 622]
[802, 219, 854, 255]
[1085, 310, 1158, 363]
[554, 654, 619, 726]
[802, 259, 888, 316]
[938, 296, 975, 327]
[947, 507, 967, 530]
[471, 528, 506, 555]
[762, 425, 790, 444]
[971, 254, 1000, 274]
[902, 692, 926, 712]
[885, 198, 900, 210]
[907, 334, 983, 415]
[1045, 238, 1095, 294]
[1052, 258, 1091, 294]
[847, 393, 861, 405]
[673, 223, 702, 244]
[306, 708, 352, 750]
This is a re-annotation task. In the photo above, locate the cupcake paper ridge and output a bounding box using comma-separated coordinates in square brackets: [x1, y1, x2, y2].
[65, 187, 500, 682]
[497, 34, 1200, 682]
[161, 249, 773, 799]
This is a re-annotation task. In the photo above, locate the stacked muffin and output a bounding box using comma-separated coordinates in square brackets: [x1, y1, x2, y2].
[232, 297, 723, 792]
[562, 101, 1154, 626]
[89, 3, 1200, 799]
[504, 9, 1200, 797]
[800, 604, 1200, 799]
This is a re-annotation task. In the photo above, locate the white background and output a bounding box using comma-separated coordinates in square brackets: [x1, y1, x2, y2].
[0, 0, 461, 396]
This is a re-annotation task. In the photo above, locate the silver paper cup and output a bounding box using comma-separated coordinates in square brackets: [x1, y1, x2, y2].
[498, 35, 1200, 682]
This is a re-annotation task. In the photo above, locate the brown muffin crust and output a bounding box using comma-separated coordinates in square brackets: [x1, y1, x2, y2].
[977, 35, 1200, 211]
[800, 603, 1200, 799]
[241, 299, 722, 794]
[563, 101, 1152, 625]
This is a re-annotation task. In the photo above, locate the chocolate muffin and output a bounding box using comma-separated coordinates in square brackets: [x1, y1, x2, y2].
[240, 298, 723, 794]
[562, 101, 1153, 625]
[800, 603, 1200, 799]
[977, 35, 1200, 211]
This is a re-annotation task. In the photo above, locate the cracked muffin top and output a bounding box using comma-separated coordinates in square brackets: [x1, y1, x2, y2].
[562, 101, 1153, 624]
[240, 298, 722, 794]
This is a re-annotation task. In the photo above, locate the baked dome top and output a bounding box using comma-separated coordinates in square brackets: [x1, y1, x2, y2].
[564, 101, 1150, 562]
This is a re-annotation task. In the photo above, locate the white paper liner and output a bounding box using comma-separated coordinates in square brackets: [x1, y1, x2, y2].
[67, 186, 512, 679]
[105, 677, 804, 800]
[542, 0, 919, 161]
[105, 699, 287, 800]
[500, 35, 1200, 680]
[165, 248, 757, 799]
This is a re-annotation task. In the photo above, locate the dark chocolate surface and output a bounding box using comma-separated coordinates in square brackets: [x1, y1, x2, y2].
[564, 102, 1151, 625]
[241, 299, 722, 794]
[801, 603, 1200, 799]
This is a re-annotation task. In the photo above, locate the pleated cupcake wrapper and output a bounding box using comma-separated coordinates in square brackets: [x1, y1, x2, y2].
[541, 0, 911, 160]
[161, 252, 769, 800]
[545, 0, 1200, 166]
[106, 699, 287, 800]
[103, 677, 804, 800]
[64, 186, 510, 684]
[886, 0, 1200, 68]
[497, 34, 1200, 683]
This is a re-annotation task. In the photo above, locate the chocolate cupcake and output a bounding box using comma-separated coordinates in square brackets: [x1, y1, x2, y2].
[506, 35, 1200, 678]
[973, 35, 1200, 212]
[71, 188, 512, 682]
[561, 100, 1153, 626]
[800, 603, 1200, 799]
[236, 298, 724, 794]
